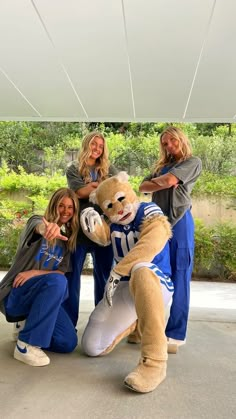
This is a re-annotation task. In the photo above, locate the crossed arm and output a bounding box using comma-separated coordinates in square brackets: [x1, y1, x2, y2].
[139, 173, 179, 193]
[75, 182, 99, 199]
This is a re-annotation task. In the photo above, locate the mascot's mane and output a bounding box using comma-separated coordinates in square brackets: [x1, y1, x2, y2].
[89, 171, 129, 204]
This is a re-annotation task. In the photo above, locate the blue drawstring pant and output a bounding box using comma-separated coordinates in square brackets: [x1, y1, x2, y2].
[165, 210, 195, 340]
[5, 273, 78, 353]
[63, 243, 114, 327]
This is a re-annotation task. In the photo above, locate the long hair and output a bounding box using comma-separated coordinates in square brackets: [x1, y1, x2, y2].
[153, 126, 192, 174]
[44, 188, 79, 251]
[77, 131, 110, 182]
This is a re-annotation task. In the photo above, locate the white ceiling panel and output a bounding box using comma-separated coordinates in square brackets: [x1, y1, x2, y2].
[186, 0, 236, 120]
[34, 0, 134, 119]
[0, 0, 235, 122]
[0, 0, 87, 118]
[124, 0, 216, 120]
[0, 69, 39, 117]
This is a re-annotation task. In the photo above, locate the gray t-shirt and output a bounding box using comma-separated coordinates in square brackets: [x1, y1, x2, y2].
[143, 156, 202, 226]
[66, 161, 118, 246]
[66, 161, 118, 193]
[0, 215, 70, 314]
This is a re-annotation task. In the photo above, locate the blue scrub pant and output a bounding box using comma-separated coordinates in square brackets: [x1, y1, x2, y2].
[165, 210, 195, 341]
[63, 243, 114, 327]
[4, 273, 78, 353]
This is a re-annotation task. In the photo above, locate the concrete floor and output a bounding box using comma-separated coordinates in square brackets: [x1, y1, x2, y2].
[0, 274, 236, 419]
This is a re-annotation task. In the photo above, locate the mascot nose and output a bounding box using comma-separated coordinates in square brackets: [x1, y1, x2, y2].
[118, 209, 124, 215]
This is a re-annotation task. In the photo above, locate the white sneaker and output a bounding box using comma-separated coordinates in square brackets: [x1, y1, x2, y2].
[168, 338, 186, 347]
[12, 321, 26, 342]
[14, 339, 50, 367]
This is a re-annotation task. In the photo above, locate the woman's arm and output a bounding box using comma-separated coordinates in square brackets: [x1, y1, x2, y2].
[75, 182, 99, 199]
[139, 173, 179, 193]
[66, 162, 98, 199]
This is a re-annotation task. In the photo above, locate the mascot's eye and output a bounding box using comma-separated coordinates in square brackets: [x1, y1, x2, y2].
[118, 196, 125, 202]
[103, 200, 112, 210]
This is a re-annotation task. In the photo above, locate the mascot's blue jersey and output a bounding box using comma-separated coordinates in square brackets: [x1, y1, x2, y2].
[110, 202, 171, 278]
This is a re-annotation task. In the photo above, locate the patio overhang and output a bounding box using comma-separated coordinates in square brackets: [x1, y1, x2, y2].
[0, 0, 235, 123]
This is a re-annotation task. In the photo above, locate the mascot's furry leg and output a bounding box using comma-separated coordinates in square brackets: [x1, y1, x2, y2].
[124, 267, 168, 393]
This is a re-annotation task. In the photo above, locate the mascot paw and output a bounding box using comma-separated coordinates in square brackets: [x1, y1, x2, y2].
[80, 207, 102, 233]
[124, 358, 167, 393]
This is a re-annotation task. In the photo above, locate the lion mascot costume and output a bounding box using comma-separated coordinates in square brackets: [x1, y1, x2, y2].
[80, 171, 174, 393]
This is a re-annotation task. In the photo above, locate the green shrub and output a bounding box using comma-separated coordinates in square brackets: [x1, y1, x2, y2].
[193, 171, 236, 197]
[0, 199, 32, 216]
[193, 220, 236, 281]
[212, 223, 236, 279]
[0, 219, 26, 267]
[191, 134, 236, 175]
[0, 165, 66, 195]
[194, 219, 215, 271]
[129, 176, 144, 194]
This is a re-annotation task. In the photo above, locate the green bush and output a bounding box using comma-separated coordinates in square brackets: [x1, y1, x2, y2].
[191, 134, 236, 175]
[193, 220, 236, 281]
[212, 223, 236, 279]
[193, 171, 236, 197]
[194, 219, 215, 271]
[0, 218, 26, 267]
[0, 163, 67, 195]
[0, 199, 32, 218]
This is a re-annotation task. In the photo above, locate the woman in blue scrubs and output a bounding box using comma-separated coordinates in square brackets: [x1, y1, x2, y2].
[64, 131, 117, 327]
[139, 126, 202, 347]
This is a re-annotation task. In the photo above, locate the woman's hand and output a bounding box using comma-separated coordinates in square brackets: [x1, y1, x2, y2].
[13, 268, 64, 287]
[13, 270, 38, 287]
[89, 181, 99, 188]
[38, 218, 68, 241]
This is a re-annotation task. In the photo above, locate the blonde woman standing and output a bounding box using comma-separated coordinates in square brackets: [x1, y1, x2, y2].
[139, 127, 202, 348]
[64, 131, 118, 326]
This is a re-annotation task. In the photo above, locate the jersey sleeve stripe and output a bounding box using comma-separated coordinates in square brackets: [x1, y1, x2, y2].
[144, 204, 163, 217]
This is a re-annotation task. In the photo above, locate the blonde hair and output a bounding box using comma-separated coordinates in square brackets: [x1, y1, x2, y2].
[78, 131, 110, 182]
[44, 188, 79, 252]
[153, 126, 192, 174]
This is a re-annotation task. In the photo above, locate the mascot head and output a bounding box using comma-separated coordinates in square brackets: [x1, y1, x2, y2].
[90, 172, 140, 225]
